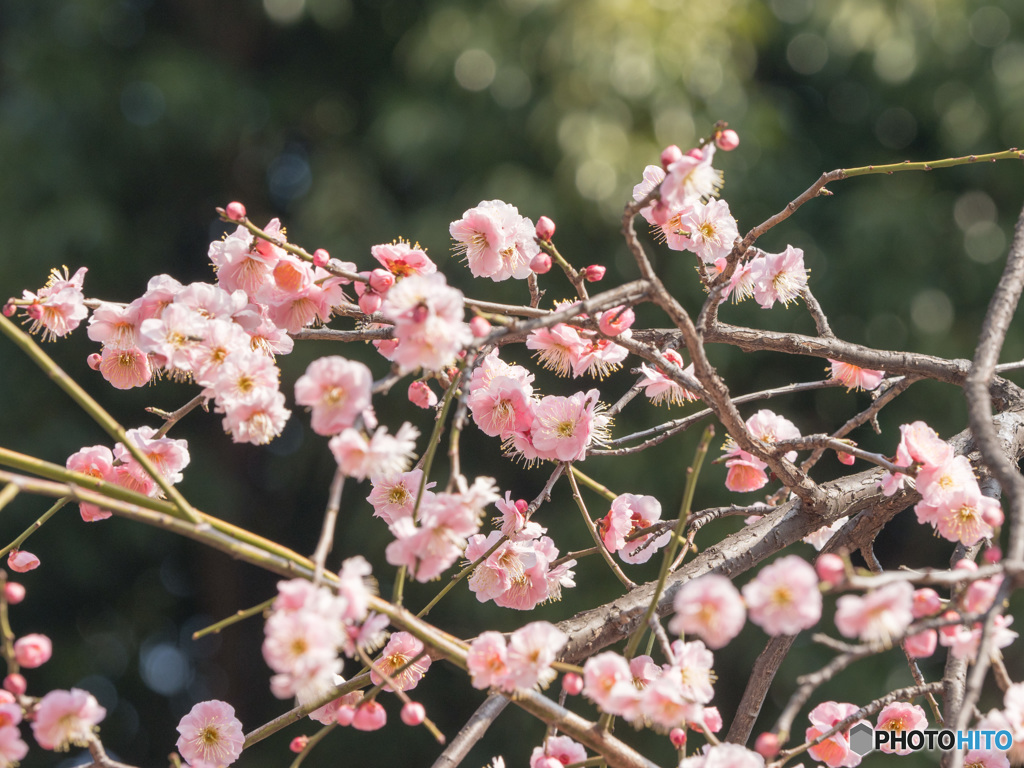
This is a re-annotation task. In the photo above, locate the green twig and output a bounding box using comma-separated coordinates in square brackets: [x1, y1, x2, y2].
[192, 598, 274, 640]
[0, 497, 69, 559]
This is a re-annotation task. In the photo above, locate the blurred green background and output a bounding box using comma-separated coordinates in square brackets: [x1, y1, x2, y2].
[1, 0, 1023, 766]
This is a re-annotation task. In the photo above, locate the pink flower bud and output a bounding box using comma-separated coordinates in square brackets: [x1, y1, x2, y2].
[535, 216, 556, 241]
[408, 380, 438, 409]
[7, 551, 39, 574]
[953, 559, 978, 572]
[13, 634, 51, 669]
[4, 583, 24, 605]
[912, 588, 942, 618]
[660, 145, 684, 169]
[400, 701, 425, 726]
[514, 499, 529, 514]
[561, 673, 583, 696]
[815, 553, 845, 587]
[2, 675, 25, 697]
[87, 353, 102, 371]
[358, 292, 383, 315]
[982, 505, 1004, 528]
[984, 546, 1002, 564]
[225, 201, 247, 221]
[289, 736, 309, 753]
[411, 304, 429, 324]
[352, 701, 387, 731]
[598, 307, 635, 337]
[2, 304, 14, 318]
[685, 148, 703, 160]
[469, 316, 491, 338]
[755, 732, 780, 758]
[530, 253, 552, 274]
[336, 705, 356, 726]
[26, 304, 43, 321]
[836, 450, 855, 465]
[939, 610, 961, 640]
[669, 728, 687, 748]
[583, 264, 606, 282]
[715, 129, 740, 151]
[312, 249, 330, 268]
[368, 269, 395, 294]
[905, 629, 937, 658]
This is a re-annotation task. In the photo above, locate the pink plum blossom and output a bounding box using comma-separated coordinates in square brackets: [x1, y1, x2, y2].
[638, 350, 700, 407]
[530, 389, 606, 462]
[679, 199, 739, 264]
[372, 239, 436, 278]
[875, 702, 928, 755]
[294, 356, 373, 436]
[176, 700, 244, 768]
[529, 736, 586, 768]
[382, 272, 471, 373]
[66, 445, 115, 521]
[681, 743, 765, 768]
[742, 555, 822, 636]
[504, 622, 568, 691]
[805, 700, 863, 768]
[32, 688, 107, 751]
[600, 493, 672, 565]
[834, 581, 914, 646]
[660, 145, 722, 210]
[750, 246, 808, 309]
[329, 423, 419, 481]
[828, 360, 885, 391]
[367, 469, 432, 527]
[20, 266, 89, 341]
[467, 632, 510, 690]
[670, 574, 746, 649]
[370, 632, 431, 692]
[904, 629, 938, 658]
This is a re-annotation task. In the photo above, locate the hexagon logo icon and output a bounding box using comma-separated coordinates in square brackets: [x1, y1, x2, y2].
[849, 722, 874, 756]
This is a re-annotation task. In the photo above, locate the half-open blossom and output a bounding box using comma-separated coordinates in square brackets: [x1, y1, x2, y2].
[670, 574, 746, 649]
[372, 239, 436, 278]
[20, 266, 89, 340]
[467, 632, 510, 690]
[742, 555, 822, 636]
[32, 688, 107, 751]
[14, 634, 52, 668]
[66, 445, 115, 521]
[599, 493, 672, 565]
[638, 350, 700, 407]
[828, 360, 885, 391]
[7, 551, 39, 573]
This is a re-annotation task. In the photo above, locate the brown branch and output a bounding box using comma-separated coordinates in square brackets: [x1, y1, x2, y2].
[429, 694, 509, 768]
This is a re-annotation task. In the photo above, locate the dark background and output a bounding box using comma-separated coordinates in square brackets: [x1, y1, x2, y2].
[1, 1, 1023, 766]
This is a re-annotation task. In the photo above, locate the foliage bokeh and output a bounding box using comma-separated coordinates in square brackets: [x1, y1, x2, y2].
[2, 0, 1023, 765]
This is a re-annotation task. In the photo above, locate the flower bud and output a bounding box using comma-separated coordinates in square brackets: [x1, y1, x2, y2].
[7, 551, 39, 574]
[660, 145, 684, 169]
[953, 559, 978, 572]
[514, 499, 529, 514]
[408, 380, 438, 409]
[755, 732, 780, 758]
[401, 701, 426, 726]
[469, 316, 491, 338]
[530, 253, 552, 274]
[905, 629, 937, 658]
[535, 216, 556, 241]
[2, 304, 14, 318]
[685, 148, 703, 160]
[912, 588, 942, 618]
[352, 701, 387, 731]
[939, 610, 961, 639]
[561, 673, 583, 696]
[536, 758, 562, 768]
[815, 553, 845, 587]
[982, 505, 1004, 528]
[984, 546, 1002, 564]
[2, 675, 25, 697]
[225, 201, 247, 221]
[336, 705, 356, 726]
[715, 129, 740, 151]
[598, 307, 635, 337]
[669, 728, 687, 748]
[4, 583, 24, 605]
[312, 249, 330, 268]
[14, 634, 51, 669]
[368, 268, 395, 294]
[583, 264, 606, 282]
[358, 292, 383, 315]
[289, 736, 309, 753]
[87, 353, 103, 371]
